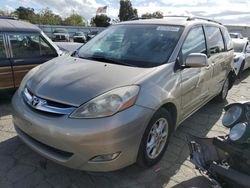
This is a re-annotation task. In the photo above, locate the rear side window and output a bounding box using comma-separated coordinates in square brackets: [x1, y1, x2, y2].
[205, 26, 225, 54]
[221, 28, 233, 51]
[0, 35, 6, 59]
[9, 33, 57, 58]
[181, 26, 206, 63]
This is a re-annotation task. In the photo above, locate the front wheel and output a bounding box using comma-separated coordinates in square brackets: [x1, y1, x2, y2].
[137, 108, 173, 167]
[215, 77, 229, 102]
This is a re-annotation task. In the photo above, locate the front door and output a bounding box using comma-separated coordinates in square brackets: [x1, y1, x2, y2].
[179, 26, 212, 118]
[204, 26, 227, 96]
[7, 33, 58, 87]
[0, 34, 14, 89]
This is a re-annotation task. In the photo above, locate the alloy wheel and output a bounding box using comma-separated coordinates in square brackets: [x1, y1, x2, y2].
[146, 118, 169, 159]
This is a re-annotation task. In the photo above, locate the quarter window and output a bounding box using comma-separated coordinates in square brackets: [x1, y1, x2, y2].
[9, 33, 57, 58]
[181, 26, 206, 63]
[221, 28, 233, 51]
[205, 26, 225, 54]
[0, 35, 6, 59]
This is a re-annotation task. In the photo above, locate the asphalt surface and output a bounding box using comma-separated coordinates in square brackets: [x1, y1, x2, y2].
[0, 69, 249, 188]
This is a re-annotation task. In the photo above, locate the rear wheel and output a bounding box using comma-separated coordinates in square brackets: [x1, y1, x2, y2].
[215, 77, 229, 102]
[137, 108, 173, 167]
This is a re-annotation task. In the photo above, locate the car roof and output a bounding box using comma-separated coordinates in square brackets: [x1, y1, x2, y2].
[0, 18, 41, 32]
[116, 16, 223, 27]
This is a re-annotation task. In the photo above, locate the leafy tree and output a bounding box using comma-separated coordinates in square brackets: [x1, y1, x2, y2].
[119, 0, 138, 21]
[14, 6, 37, 23]
[38, 8, 62, 25]
[141, 11, 164, 19]
[63, 13, 85, 26]
[91, 14, 111, 27]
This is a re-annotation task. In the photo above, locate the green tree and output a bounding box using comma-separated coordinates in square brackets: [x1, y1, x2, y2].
[38, 8, 62, 25]
[141, 11, 164, 19]
[119, 0, 138, 21]
[63, 13, 85, 26]
[91, 14, 111, 27]
[14, 6, 37, 23]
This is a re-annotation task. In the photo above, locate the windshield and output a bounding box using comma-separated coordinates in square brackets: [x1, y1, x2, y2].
[77, 24, 183, 68]
[233, 42, 244, 52]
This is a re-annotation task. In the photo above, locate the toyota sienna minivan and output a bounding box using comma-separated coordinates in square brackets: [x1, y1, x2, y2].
[12, 16, 235, 172]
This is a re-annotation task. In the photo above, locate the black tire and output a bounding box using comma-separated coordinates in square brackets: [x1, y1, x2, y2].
[237, 61, 245, 79]
[137, 108, 173, 167]
[215, 77, 229, 102]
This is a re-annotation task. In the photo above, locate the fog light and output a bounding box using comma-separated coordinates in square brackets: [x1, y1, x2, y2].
[90, 152, 120, 162]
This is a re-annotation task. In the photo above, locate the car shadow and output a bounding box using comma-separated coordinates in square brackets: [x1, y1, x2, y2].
[0, 94, 227, 187]
[234, 68, 250, 85]
[171, 176, 212, 188]
[0, 89, 15, 118]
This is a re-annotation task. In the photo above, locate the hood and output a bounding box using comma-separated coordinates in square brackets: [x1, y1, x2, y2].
[27, 56, 155, 106]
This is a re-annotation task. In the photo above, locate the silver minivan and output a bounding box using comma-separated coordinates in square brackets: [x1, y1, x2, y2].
[12, 17, 235, 172]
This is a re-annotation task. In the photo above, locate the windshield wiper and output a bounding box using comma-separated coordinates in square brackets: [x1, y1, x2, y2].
[80, 56, 138, 67]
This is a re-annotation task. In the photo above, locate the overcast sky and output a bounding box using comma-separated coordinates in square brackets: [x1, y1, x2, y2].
[1, 0, 250, 24]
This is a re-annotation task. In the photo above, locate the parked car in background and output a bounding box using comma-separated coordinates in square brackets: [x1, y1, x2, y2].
[52, 29, 70, 42]
[232, 38, 250, 78]
[86, 30, 99, 41]
[73, 32, 87, 43]
[230, 32, 244, 39]
[12, 16, 235, 172]
[0, 16, 62, 89]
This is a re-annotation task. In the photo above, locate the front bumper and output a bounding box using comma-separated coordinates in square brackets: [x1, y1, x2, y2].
[12, 91, 154, 171]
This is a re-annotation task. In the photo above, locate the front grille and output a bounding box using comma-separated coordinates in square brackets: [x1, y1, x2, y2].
[16, 126, 73, 160]
[22, 88, 76, 115]
[56, 35, 66, 40]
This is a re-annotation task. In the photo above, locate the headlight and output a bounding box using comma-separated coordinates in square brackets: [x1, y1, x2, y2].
[222, 105, 243, 128]
[70, 86, 140, 119]
[229, 123, 250, 143]
[18, 65, 41, 92]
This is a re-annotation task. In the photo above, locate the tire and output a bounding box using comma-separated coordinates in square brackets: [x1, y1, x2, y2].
[215, 77, 229, 102]
[237, 61, 245, 79]
[137, 108, 173, 167]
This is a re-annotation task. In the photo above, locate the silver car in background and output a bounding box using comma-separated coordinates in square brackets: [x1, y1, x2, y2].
[232, 38, 250, 78]
[12, 17, 235, 172]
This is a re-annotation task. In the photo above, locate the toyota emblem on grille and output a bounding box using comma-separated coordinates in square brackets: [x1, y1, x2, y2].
[32, 96, 40, 106]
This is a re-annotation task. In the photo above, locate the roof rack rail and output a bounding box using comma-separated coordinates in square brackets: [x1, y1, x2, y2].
[186, 16, 222, 25]
[0, 16, 18, 20]
[129, 15, 222, 25]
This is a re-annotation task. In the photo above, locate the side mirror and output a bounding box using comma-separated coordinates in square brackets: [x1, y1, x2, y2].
[184, 53, 208, 68]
